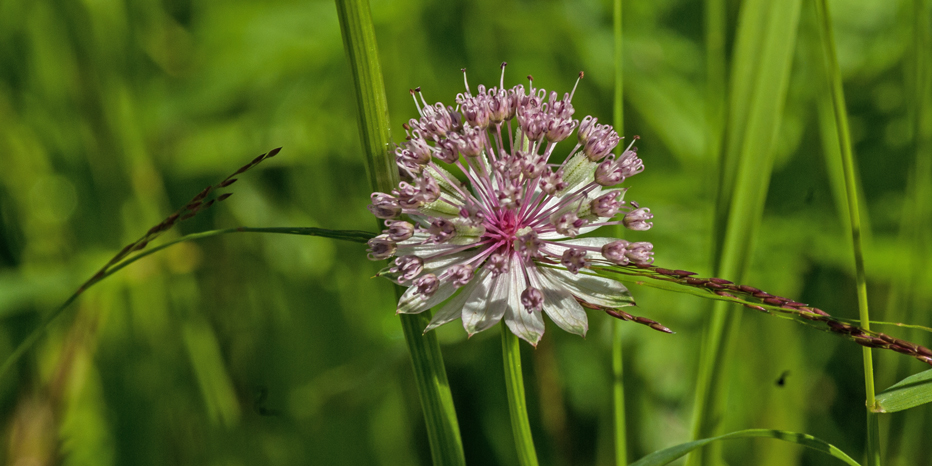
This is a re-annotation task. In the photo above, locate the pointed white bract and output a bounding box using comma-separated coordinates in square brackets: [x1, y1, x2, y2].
[367, 65, 656, 345]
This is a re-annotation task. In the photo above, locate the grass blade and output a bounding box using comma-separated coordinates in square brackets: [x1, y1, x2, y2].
[689, 0, 803, 464]
[875, 369, 932, 413]
[630, 429, 860, 466]
[612, 0, 627, 464]
[335, 1, 466, 464]
[813, 0, 882, 463]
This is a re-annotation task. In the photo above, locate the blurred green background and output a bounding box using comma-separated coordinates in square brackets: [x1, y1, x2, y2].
[0, 0, 930, 464]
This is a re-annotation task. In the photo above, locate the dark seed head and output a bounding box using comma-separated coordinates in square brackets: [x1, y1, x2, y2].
[710, 278, 733, 285]
[649, 323, 674, 334]
[686, 278, 707, 285]
[673, 270, 697, 277]
[738, 285, 760, 293]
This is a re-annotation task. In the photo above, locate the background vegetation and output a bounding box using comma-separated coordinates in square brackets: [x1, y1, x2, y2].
[0, 0, 929, 464]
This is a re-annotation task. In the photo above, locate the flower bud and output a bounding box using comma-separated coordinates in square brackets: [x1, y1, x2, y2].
[625, 242, 654, 264]
[521, 287, 545, 312]
[391, 255, 424, 283]
[368, 193, 402, 219]
[428, 218, 456, 243]
[366, 235, 396, 261]
[385, 220, 415, 242]
[591, 191, 624, 217]
[440, 264, 475, 287]
[623, 207, 653, 231]
[414, 273, 439, 297]
[601, 240, 630, 265]
[561, 248, 589, 274]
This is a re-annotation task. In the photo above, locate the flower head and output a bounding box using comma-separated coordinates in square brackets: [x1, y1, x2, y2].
[366, 64, 656, 345]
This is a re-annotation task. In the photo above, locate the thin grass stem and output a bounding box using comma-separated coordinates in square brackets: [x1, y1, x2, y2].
[813, 0, 881, 463]
[612, 0, 628, 464]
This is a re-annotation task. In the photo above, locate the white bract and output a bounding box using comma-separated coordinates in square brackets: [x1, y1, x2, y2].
[367, 65, 655, 345]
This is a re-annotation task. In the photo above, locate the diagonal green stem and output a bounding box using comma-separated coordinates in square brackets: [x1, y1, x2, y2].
[502, 324, 540, 466]
[335, 1, 466, 464]
[814, 0, 881, 463]
[0, 226, 374, 381]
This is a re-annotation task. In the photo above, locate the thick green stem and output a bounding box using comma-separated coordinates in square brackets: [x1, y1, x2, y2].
[335, 1, 466, 464]
[502, 324, 540, 466]
[814, 0, 880, 463]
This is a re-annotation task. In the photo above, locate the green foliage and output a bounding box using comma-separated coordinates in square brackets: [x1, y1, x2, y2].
[0, 0, 929, 465]
[876, 369, 932, 413]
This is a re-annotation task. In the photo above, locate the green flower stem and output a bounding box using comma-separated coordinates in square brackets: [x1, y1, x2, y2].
[814, 0, 881, 463]
[502, 324, 540, 466]
[335, 1, 466, 464]
[612, 0, 628, 464]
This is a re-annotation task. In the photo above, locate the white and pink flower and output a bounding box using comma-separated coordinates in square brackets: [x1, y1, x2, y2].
[367, 64, 654, 345]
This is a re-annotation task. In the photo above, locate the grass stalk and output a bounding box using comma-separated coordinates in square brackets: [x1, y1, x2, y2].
[612, 0, 628, 464]
[813, 0, 880, 463]
[502, 324, 540, 466]
[335, 1, 466, 464]
[687, 1, 802, 464]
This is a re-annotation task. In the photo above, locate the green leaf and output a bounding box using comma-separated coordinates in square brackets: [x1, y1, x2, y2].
[631, 429, 860, 466]
[875, 368, 932, 413]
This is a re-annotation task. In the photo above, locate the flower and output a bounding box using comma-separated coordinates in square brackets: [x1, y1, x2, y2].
[366, 64, 655, 345]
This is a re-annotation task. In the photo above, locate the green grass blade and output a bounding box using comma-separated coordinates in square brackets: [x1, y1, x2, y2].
[689, 0, 802, 464]
[335, 1, 466, 464]
[630, 429, 861, 466]
[501, 324, 540, 466]
[875, 369, 932, 413]
[813, 0, 881, 463]
[612, 0, 627, 464]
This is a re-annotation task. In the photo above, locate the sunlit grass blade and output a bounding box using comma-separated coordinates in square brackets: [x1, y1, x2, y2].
[502, 324, 540, 466]
[689, 0, 803, 464]
[814, 0, 882, 463]
[630, 429, 861, 466]
[875, 369, 932, 413]
[335, 1, 467, 464]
